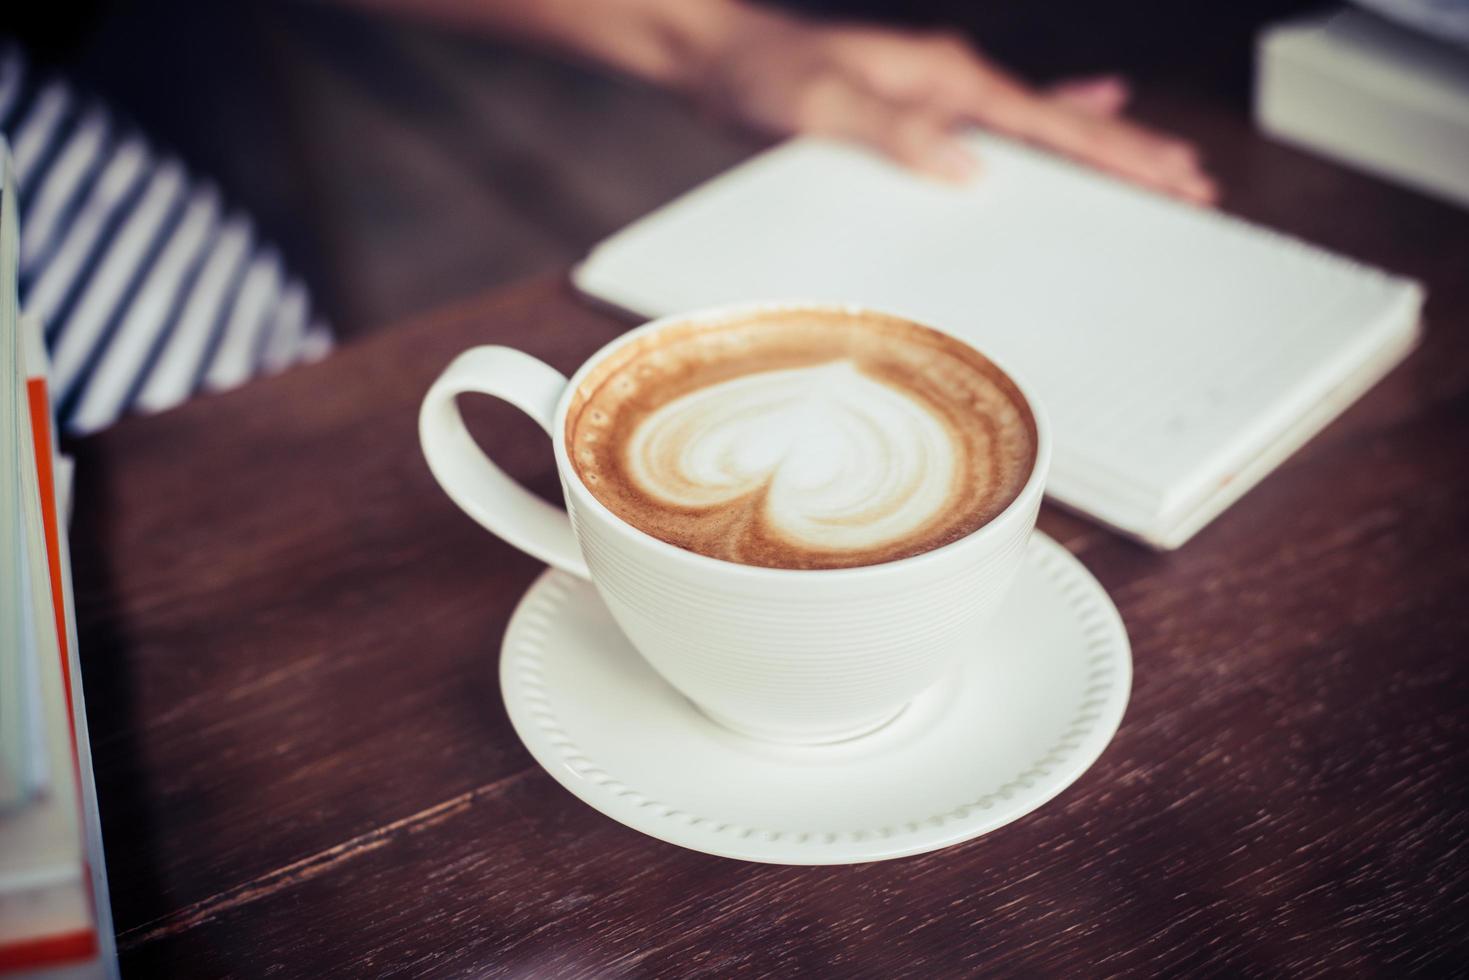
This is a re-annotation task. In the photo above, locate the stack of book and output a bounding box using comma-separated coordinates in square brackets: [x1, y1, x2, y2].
[0, 143, 117, 977]
[1257, 6, 1469, 210]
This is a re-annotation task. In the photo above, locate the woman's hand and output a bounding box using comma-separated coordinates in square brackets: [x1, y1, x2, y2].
[686, 12, 1217, 204]
[348, 0, 1215, 202]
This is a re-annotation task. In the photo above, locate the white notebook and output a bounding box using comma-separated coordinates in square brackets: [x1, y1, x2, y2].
[574, 135, 1423, 548]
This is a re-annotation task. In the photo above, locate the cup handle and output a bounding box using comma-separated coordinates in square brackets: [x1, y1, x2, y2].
[419, 346, 591, 579]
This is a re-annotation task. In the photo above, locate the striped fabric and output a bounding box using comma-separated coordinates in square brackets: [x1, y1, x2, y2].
[1, 43, 332, 435]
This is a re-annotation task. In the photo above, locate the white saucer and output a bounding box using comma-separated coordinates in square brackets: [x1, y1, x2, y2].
[500, 531, 1131, 865]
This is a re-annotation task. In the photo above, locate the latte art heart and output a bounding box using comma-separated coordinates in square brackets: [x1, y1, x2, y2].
[566, 308, 1036, 569]
[626, 362, 957, 552]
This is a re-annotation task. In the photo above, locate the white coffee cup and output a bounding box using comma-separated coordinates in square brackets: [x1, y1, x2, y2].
[419, 304, 1050, 744]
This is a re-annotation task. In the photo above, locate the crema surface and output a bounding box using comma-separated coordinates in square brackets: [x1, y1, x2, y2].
[566, 310, 1036, 569]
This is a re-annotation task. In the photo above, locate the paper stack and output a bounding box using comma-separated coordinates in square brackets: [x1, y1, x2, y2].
[0, 142, 117, 978]
[1258, 7, 1469, 210]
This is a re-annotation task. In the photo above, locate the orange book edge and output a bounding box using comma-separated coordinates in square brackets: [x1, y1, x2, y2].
[0, 378, 102, 972]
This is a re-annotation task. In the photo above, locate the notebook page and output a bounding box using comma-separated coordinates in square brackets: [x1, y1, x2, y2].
[2, 139, 40, 809]
[576, 135, 1422, 539]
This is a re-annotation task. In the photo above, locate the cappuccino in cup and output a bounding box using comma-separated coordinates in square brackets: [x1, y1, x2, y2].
[566, 309, 1037, 569]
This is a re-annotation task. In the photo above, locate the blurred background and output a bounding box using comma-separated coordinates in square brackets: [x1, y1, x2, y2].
[11, 0, 1325, 337]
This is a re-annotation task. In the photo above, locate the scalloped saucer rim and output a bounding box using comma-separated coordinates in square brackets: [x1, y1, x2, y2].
[499, 531, 1131, 865]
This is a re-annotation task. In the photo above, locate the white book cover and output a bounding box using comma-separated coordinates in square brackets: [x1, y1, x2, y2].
[1, 137, 45, 812]
[0, 139, 116, 979]
[0, 337, 92, 969]
[574, 134, 1423, 548]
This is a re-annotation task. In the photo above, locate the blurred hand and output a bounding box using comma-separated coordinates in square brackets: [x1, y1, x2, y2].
[690, 14, 1217, 204]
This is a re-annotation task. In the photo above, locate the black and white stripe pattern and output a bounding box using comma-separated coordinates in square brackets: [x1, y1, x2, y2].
[2, 43, 331, 435]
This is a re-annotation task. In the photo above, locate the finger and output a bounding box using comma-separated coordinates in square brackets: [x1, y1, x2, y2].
[978, 90, 1217, 203]
[939, 54, 1216, 202]
[1048, 75, 1130, 116]
[800, 78, 979, 182]
[879, 110, 978, 183]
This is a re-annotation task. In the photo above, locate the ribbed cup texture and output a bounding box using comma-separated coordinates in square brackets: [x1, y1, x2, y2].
[568, 491, 1042, 743]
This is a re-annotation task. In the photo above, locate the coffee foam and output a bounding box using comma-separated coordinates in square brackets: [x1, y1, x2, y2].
[566, 310, 1037, 570]
[626, 360, 958, 553]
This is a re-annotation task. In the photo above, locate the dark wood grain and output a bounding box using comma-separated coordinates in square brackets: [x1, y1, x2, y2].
[72, 85, 1469, 980]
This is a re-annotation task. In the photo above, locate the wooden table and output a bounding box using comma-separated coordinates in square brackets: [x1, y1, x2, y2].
[72, 90, 1469, 977]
